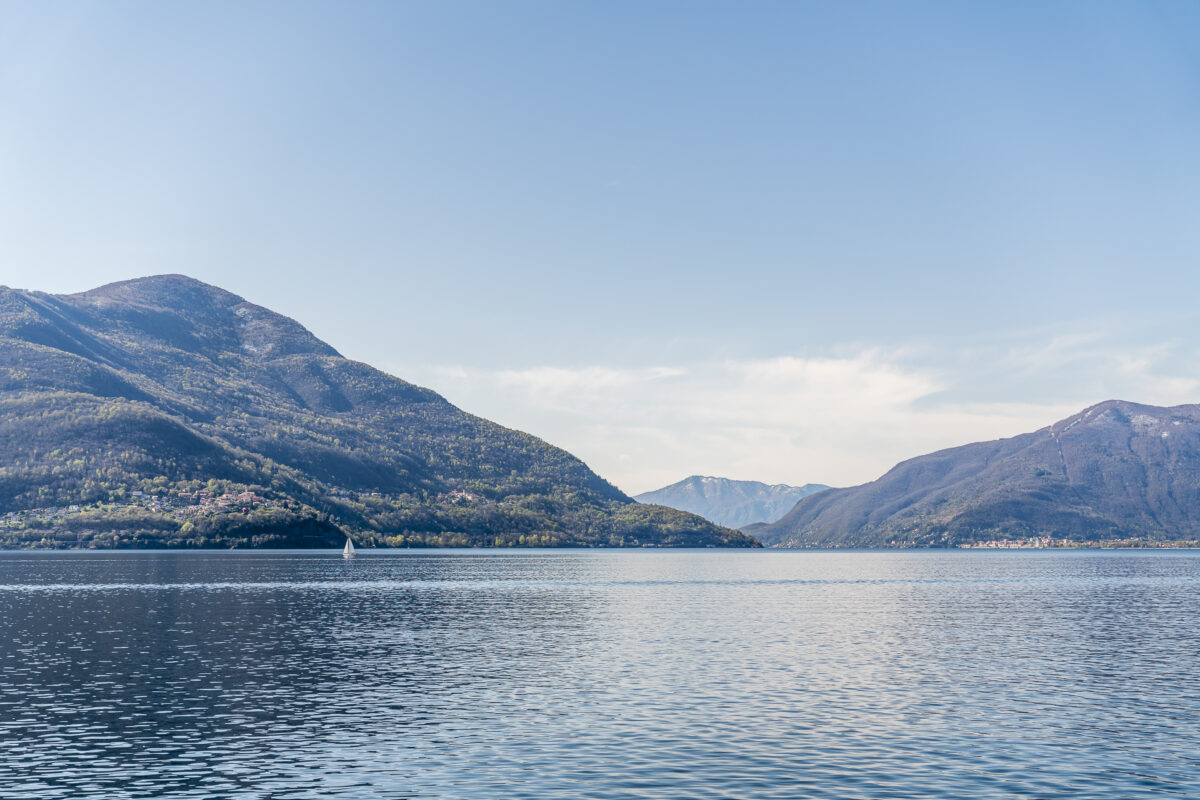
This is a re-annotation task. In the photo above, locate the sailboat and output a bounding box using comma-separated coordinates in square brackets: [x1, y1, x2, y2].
[343, 537, 356, 558]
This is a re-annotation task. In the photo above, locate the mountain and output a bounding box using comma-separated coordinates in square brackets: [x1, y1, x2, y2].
[752, 400, 1200, 547]
[634, 476, 830, 529]
[0, 275, 758, 549]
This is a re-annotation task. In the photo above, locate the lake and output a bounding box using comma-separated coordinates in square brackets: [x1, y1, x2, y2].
[1, 549, 1198, 799]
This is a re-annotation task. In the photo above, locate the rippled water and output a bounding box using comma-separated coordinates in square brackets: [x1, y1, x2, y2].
[2, 550, 1199, 799]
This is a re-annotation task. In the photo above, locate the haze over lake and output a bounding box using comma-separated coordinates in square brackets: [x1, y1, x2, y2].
[3, 549, 1198, 799]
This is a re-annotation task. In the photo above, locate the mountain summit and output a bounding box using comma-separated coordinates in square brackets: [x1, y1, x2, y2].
[753, 400, 1200, 547]
[635, 476, 830, 529]
[0, 275, 757, 549]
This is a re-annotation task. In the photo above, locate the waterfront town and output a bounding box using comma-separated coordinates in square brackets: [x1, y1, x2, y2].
[959, 537, 1073, 549]
[0, 489, 278, 529]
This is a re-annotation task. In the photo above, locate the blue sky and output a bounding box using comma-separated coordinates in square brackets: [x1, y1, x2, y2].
[3, 1, 1200, 492]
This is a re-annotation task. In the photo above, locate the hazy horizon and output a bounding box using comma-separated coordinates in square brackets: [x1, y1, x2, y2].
[5, 1, 1200, 493]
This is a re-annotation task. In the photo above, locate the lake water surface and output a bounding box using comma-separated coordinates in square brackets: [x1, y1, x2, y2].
[1, 549, 1198, 799]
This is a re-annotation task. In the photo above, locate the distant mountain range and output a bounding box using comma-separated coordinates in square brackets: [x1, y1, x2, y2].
[0, 275, 757, 549]
[635, 476, 830, 529]
[751, 400, 1200, 547]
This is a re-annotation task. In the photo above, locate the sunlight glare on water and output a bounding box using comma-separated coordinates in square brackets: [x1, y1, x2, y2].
[1, 549, 1198, 799]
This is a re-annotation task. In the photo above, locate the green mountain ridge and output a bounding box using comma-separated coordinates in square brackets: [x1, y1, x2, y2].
[0, 275, 758, 549]
[751, 399, 1200, 547]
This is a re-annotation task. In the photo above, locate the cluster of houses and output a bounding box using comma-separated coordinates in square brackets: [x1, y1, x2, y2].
[441, 490, 480, 503]
[124, 489, 270, 517]
[960, 537, 1073, 549]
[171, 491, 270, 518]
[0, 490, 278, 526]
[2, 505, 82, 525]
[2, 485, 410, 526]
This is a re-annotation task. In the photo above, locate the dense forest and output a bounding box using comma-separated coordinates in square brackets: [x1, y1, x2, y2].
[0, 275, 758, 549]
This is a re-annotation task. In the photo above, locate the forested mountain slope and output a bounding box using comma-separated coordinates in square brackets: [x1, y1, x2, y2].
[0, 275, 756, 549]
[753, 400, 1200, 547]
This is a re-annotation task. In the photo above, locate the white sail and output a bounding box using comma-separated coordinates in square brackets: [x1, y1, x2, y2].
[343, 537, 355, 558]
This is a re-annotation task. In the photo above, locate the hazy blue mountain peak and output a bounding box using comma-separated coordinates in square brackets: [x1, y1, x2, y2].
[635, 475, 830, 529]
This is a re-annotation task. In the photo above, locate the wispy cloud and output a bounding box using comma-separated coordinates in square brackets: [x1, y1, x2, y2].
[389, 336, 1200, 496]
[493, 366, 685, 404]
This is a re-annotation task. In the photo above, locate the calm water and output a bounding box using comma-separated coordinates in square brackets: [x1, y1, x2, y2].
[1, 550, 1198, 799]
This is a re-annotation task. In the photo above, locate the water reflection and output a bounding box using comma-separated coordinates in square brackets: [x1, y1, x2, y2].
[1, 550, 1198, 798]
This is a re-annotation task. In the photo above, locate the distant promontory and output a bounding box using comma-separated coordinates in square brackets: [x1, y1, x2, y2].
[750, 400, 1200, 548]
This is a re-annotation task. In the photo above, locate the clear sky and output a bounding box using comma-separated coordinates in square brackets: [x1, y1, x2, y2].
[3, 1, 1200, 493]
